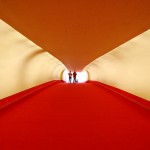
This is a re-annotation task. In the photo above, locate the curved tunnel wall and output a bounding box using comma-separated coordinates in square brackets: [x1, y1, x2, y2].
[0, 20, 66, 99]
[85, 29, 150, 100]
[1, 19, 150, 101]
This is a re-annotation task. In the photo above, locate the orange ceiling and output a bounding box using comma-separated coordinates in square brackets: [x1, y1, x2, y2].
[1, 0, 150, 71]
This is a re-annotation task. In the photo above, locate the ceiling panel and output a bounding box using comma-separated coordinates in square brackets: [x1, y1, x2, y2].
[1, 0, 150, 70]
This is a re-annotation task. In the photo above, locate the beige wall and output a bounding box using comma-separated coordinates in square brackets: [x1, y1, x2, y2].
[85, 29, 150, 100]
[1, 19, 150, 101]
[0, 20, 66, 99]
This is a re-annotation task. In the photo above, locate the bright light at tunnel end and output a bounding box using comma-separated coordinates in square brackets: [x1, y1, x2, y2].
[62, 70, 88, 83]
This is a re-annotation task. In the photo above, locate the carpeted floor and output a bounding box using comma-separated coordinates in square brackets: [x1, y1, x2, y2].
[0, 80, 150, 150]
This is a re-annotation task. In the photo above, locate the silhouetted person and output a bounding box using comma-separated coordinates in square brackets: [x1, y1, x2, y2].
[73, 70, 77, 83]
[68, 71, 72, 83]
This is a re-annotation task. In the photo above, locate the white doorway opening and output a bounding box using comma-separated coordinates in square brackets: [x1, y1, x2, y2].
[62, 70, 88, 83]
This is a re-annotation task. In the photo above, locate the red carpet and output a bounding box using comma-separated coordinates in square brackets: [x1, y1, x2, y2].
[0, 80, 150, 150]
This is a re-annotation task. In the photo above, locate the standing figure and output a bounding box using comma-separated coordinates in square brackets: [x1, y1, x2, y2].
[73, 70, 77, 83]
[68, 71, 72, 83]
